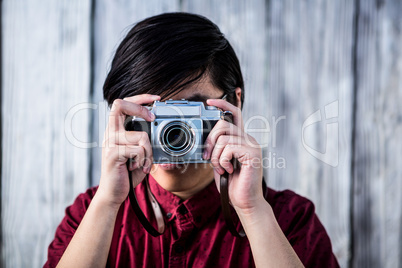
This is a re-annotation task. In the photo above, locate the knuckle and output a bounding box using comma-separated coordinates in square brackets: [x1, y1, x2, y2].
[216, 120, 227, 132]
[216, 135, 227, 143]
[124, 131, 134, 144]
[125, 132, 136, 145]
[219, 157, 230, 168]
[112, 99, 123, 109]
[138, 105, 145, 114]
[138, 146, 145, 158]
[218, 120, 228, 127]
[138, 105, 149, 117]
[141, 131, 149, 141]
[210, 157, 220, 166]
[216, 135, 228, 148]
[137, 132, 149, 147]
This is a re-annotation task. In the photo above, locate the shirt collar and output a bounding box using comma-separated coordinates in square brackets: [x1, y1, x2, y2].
[147, 174, 221, 229]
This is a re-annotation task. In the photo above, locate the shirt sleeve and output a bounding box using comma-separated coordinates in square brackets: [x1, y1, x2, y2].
[268, 189, 340, 268]
[43, 187, 97, 268]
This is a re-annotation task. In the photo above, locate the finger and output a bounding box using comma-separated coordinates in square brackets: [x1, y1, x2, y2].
[127, 150, 145, 171]
[104, 131, 149, 147]
[109, 96, 159, 132]
[123, 94, 160, 105]
[126, 146, 146, 169]
[105, 131, 153, 173]
[209, 135, 230, 175]
[220, 144, 259, 171]
[141, 137, 153, 174]
[206, 98, 243, 129]
[219, 145, 236, 174]
[208, 135, 227, 175]
[210, 136, 244, 174]
[105, 145, 146, 169]
[203, 120, 243, 160]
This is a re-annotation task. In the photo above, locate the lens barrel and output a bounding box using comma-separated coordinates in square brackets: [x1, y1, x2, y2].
[160, 121, 195, 156]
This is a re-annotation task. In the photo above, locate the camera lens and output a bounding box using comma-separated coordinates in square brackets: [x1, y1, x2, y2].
[160, 121, 195, 156]
[166, 127, 187, 149]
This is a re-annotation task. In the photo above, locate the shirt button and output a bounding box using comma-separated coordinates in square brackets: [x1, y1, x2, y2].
[175, 245, 184, 253]
[166, 212, 172, 219]
[178, 205, 188, 215]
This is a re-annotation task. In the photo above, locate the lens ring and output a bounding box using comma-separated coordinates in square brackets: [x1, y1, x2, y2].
[160, 121, 195, 157]
[165, 127, 188, 150]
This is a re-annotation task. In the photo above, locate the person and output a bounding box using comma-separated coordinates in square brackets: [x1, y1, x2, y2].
[44, 12, 339, 268]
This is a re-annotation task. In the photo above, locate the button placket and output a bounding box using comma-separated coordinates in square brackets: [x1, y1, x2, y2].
[168, 205, 194, 267]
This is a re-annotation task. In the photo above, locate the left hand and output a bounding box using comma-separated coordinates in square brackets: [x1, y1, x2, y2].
[203, 98, 265, 212]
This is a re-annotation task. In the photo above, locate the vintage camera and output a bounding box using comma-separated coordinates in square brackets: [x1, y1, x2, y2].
[124, 99, 232, 163]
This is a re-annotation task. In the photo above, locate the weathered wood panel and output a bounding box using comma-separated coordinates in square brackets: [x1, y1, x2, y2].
[91, 2, 352, 265]
[182, 1, 268, 141]
[91, 0, 180, 185]
[353, 0, 402, 267]
[1, 1, 91, 267]
[263, 1, 355, 266]
[2, 1, 402, 267]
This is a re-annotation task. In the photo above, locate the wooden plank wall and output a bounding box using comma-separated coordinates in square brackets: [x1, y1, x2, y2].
[1, 0, 401, 267]
[353, 0, 402, 267]
[1, 1, 92, 267]
[265, 2, 354, 267]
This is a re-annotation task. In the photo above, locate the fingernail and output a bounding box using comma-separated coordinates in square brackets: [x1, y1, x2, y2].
[149, 111, 155, 120]
[203, 150, 208, 159]
[228, 166, 233, 174]
[216, 167, 223, 175]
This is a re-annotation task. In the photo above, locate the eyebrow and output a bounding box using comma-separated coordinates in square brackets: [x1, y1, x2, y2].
[186, 93, 210, 103]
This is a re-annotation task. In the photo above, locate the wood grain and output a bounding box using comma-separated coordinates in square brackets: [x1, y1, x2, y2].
[91, 2, 351, 265]
[353, 0, 402, 267]
[263, 1, 355, 266]
[1, 0, 91, 267]
[90, 0, 180, 185]
[2, 0, 402, 267]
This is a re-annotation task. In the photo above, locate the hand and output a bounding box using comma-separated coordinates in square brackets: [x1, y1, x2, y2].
[203, 98, 265, 212]
[97, 94, 160, 208]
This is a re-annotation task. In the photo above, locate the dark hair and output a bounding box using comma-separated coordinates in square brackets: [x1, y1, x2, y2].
[103, 12, 244, 109]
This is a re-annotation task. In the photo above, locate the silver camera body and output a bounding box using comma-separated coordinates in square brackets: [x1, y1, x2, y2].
[125, 99, 232, 164]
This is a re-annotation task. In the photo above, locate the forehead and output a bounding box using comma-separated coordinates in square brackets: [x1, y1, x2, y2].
[163, 76, 224, 101]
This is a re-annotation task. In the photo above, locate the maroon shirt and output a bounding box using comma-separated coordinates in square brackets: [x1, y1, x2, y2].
[44, 175, 339, 267]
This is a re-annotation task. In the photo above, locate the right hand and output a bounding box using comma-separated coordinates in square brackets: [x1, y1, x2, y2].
[97, 94, 160, 207]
